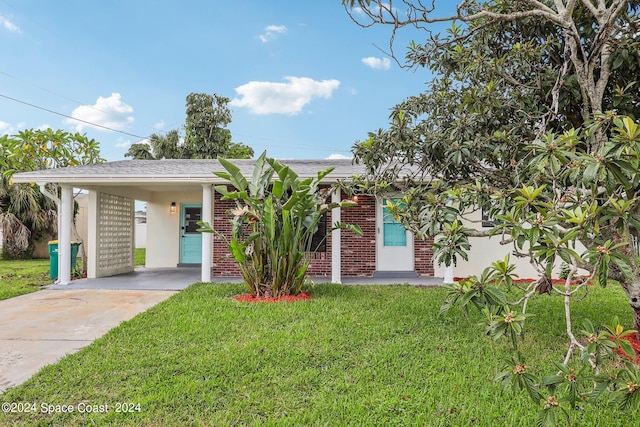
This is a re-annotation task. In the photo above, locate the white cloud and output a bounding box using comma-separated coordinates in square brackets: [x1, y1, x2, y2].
[37, 124, 52, 131]
[326, 153, 352, 160]
[66, 93, 134, 132]
[0, 16, 21, 33]
[259, 24, 287, 43]
[230, 77, 340, 115]
[0, 121, 14, 135]
[115, 138, 131, 149]
[153, 120, 165, 130]
[362, 56, 391, 70]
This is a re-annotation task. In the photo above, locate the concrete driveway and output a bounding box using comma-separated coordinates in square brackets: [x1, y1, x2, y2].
[0, 267, 204, 393]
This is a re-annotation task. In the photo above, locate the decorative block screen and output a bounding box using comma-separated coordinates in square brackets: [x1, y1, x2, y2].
[96, 192, 134, 277]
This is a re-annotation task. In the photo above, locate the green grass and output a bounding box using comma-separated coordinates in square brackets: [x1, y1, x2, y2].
[134, 248, 145, 266]
[1, 283, 638, 426]
[0, 259, 51, 300]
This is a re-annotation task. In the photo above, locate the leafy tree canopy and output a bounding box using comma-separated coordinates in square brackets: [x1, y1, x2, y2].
[126, 92, 253, 160]
[343, 1, 640, 420]
[0, 129, 104, 257]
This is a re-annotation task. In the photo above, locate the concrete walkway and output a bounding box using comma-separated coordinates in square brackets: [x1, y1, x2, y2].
[0, 289, 177, 393]
[0, 267, 203, 393]
[48, 267, 445, 290]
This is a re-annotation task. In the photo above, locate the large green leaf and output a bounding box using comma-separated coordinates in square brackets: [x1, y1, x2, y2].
[264, 197, 275, 241]
[330, 222, 363, 236]
[217, 157, 248, 191]
[597, 258, 609, 287]
[272, 180, 284, 198]
[611, 253, 634, 281]
[282, 191, 300, 211]
[214, 184, 229, 196]
[228, 238, 246, 263]
[316, 167, 335, 182]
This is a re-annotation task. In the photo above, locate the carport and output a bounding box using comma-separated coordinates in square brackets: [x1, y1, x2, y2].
[11, 160, 230, 285]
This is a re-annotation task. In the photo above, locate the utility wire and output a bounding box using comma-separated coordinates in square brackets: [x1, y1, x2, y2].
[0, 70, 168, 135]
[0, 93, 148, 140]
[0, 92, 351, 154]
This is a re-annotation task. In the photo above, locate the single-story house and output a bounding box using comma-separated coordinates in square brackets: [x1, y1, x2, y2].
[11, 158, 540, 285]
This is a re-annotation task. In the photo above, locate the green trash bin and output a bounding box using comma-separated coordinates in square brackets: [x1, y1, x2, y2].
[48, 241, 58, 280]
[48, 241, 82, 280]
[71, 242, 80, 273]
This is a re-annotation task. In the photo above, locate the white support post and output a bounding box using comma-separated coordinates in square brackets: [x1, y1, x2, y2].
[59, 185, 73, 285]
[442, 199, 456, 284]
[443, 264, 454, 284]
[87, 191, 98, 279]
[201, 184, 213, 282]
[331, 189, 341, 284]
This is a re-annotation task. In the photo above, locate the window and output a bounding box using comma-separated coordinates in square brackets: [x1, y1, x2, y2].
[184, 207, 202, 233]
[383, 198, 407, 246]
[309, 213, 327, 252]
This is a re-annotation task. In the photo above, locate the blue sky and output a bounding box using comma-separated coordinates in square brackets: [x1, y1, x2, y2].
[0, 1, 443, 161]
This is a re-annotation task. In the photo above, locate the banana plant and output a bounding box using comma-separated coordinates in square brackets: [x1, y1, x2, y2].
[199, 151, 362, 297]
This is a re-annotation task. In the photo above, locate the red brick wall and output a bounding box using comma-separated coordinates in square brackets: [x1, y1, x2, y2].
[210, 191, 434, 277]
[414, 237, 435, 276]
[212, 193, 240, 276]
[340, 194, 377, 276]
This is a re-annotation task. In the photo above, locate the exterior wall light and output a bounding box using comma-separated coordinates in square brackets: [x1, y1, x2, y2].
[170, 202, 176, 213]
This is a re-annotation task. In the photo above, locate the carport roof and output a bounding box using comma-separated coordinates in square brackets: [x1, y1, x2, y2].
[11, 158, 366, 186]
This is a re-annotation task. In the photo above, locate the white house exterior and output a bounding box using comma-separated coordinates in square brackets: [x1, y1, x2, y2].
[12, 158, 543, 284]
[12, 159, 429, 284]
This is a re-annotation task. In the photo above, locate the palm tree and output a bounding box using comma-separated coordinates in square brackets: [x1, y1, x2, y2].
[0, 179, 57, 257]
[0, 129, 103, 258]
[125, 130, 185, 160]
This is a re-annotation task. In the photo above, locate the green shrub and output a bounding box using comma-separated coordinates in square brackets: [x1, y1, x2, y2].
[199, 152, 361, 297]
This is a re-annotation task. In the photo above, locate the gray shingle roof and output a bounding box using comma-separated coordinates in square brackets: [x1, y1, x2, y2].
[11, 158, 365, 185]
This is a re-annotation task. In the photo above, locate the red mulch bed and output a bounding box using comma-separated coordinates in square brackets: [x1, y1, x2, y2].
[234, 292, 311, 303]
[617, 335, 640, 364]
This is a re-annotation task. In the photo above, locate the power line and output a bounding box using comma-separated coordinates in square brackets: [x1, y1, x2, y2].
[0, 70, 168, 135]
[0, 93, 148, 140]
[0, 92, 353, 154]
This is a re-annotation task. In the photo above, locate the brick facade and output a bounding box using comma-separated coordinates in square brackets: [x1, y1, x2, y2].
[340, 194, 377, 276]
[414, 238, 435, 277]
[210, 192, 434, 277]
[211, 194, 238, 276]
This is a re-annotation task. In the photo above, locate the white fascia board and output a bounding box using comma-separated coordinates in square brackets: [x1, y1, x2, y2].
[12, 175, 222, 184]
[13, 173, 355, 185]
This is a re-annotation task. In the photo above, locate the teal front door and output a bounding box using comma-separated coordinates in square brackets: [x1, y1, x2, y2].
[377, 198, 414, 271]
[180, 204, 202, 264]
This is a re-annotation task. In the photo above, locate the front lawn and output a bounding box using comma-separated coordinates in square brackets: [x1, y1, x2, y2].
[0, 259, 51, 301]
[0, 283, 637, 426]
